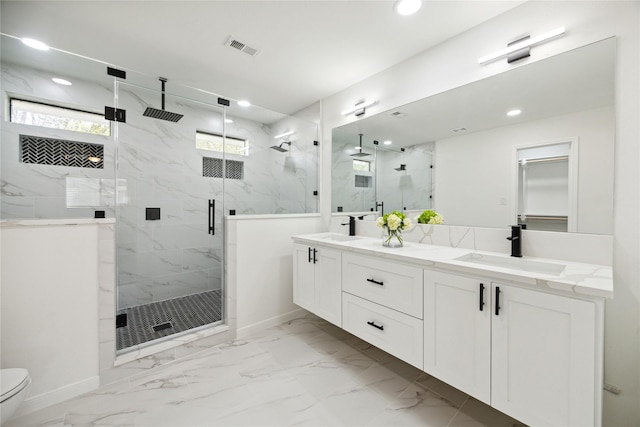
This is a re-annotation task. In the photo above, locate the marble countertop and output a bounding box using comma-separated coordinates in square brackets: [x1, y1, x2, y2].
[0, 218, 115, 227]
[292, 232, 613, 299]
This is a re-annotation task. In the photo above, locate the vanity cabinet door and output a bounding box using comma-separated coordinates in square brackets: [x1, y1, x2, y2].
[293, 243, 342, 327]
[491, 283, 598, 427]
[423, 270, 491, 404]
[293, 243, 315, 313]
[314, 247, 342, 327]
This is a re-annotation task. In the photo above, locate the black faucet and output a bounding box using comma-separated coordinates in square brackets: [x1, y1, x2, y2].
[507, 225, 522, 257]
[341, 216, 356, 236]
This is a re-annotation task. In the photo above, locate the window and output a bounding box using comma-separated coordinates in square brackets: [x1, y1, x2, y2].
[196, 131, 247, 156]
[10, 99, 110, 136]
[353, 159, 370, 172]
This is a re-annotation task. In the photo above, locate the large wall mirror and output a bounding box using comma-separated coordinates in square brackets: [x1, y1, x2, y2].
[332, 37, 615, 234]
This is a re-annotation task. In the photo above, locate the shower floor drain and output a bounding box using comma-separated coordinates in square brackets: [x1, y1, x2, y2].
[152, 321, 173, 332]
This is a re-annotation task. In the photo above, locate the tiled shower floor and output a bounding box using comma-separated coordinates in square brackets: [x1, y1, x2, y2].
[116, 289, 223, 350]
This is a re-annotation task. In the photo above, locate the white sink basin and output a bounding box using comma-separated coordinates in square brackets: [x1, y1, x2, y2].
[314, 233, 363, 242]
[455, 253, 566, 276]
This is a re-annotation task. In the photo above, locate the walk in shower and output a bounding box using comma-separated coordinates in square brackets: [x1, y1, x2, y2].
[1, 34, 318, 352]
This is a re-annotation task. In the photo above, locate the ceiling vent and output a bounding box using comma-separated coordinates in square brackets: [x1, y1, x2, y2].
[225, 36, 259, 57]
[391, 111, 407, 118]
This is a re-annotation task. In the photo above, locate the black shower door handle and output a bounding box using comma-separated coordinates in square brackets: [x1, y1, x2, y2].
[208, 199, 215, 235]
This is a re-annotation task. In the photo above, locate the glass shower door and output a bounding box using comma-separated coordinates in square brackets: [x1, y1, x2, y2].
[114, 77, 225, 351]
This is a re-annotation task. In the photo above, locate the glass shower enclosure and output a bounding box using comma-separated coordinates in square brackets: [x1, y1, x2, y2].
[113, 77, 227, 349]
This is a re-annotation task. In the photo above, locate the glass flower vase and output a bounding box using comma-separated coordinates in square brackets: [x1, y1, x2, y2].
[383, 229, 403, 248]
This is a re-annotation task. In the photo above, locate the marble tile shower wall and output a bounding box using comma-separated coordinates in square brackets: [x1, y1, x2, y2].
[0, 62, 115, 219]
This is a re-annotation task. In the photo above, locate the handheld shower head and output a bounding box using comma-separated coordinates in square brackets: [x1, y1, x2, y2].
[270, 141, 291, 152]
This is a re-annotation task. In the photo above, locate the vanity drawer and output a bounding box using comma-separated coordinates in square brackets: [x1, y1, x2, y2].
[342, 253, 423, 318]
[342, 292, 423, 369]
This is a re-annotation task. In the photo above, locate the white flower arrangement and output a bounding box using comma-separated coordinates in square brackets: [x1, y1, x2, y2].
[376, 210, 412, 246]
[416, 209, 443, 225]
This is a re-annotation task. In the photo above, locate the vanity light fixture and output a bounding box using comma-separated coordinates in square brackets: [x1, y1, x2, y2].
[341, 99, 377, 117]
[394, 0, 421, 16]
[383, 140, 392, 145]
[52, 77, 72, 86]
[238, 100, 251, 107]
[478, 26, 566, 65]
[507, 109, 522, 116]
[273, 130, 295, 139]
[21, 37, 49, 51]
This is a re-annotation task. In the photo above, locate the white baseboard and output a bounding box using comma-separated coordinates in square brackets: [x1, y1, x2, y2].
[15, 376, 100, 418]
[236, 308, 307, 339]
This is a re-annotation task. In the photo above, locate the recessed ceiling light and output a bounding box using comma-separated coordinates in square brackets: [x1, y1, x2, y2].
[394, 0, 421, 16]
[383, 140, 392, 145]
[21, 38, 49, 51]
[52, 77, 72, 86]
[507, 109, 522, 117]
[238, 100, 251, 107]
[224, 118, 233, 123]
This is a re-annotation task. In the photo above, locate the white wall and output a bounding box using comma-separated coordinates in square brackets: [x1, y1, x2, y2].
[0, 222, 102, 413]
[228, 214, 324, 337]
[320, 2, 639, 425]
[435, 106, 614, 234]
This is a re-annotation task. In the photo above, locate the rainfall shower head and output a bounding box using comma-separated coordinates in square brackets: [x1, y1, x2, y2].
[143, 78, 184, 122]
[350, 134, 371, 157]
[270, 141, 291, 152]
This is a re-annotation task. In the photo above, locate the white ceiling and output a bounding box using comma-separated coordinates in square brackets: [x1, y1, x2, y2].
[0, 0, 525, 114]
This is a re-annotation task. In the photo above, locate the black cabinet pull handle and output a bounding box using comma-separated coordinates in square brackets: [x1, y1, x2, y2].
[366, 278, 384, 286]
[208, 199, 215, 235]
[495, 286, 501, 316]
[479, 283, 485, 311]
[313, 248, 318, 264]
[367, 321, 384, 331]
[308, 247, 312, 263]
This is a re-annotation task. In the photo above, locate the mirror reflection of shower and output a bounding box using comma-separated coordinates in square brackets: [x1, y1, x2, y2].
[270, 141, 291, 152]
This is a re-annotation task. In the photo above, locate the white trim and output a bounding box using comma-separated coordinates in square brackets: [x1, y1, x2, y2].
[226, 213, 321, 221]
[236, 308, 307, 339]
[14, 376, 99, 418]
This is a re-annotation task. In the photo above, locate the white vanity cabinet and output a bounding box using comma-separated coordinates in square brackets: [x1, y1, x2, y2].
[341, 253, 424, 369]
[424, 269, 602, 427]
[491, 282, 600, 427]
[292, 243, 342, 327]
[423, 270, 492, 404]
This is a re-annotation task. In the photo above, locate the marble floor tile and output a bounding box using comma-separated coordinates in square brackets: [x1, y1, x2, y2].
[7, 315, 526, 427]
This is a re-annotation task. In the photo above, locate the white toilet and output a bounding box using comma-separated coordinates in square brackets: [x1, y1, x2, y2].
[1, 368, 31, 425]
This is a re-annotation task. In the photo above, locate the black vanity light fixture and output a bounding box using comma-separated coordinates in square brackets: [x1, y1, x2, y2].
[478, 26, 566, 65]
[342, 99, 377, 117]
